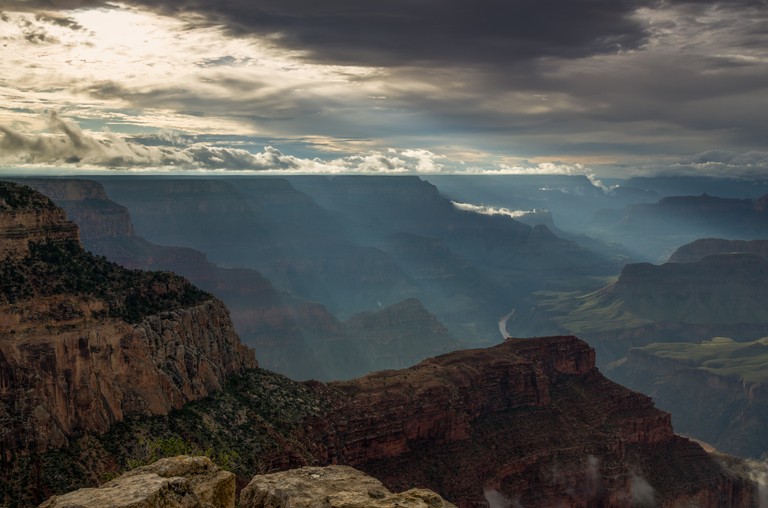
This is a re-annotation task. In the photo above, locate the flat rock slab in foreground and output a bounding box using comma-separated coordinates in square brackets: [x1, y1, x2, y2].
[240, 465, 457, 508]
[39, 456, 235, 508]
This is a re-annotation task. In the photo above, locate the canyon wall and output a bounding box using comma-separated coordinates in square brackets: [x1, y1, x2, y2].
[0, 181, 256, 459]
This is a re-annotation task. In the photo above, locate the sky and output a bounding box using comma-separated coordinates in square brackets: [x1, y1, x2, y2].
[0, 0, 767, 177]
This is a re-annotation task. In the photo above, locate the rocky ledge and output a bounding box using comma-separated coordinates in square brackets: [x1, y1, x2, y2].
[241, 465, 456, 508]
[39, 456, 235, 508]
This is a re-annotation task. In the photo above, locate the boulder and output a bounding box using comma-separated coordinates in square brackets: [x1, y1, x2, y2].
[39, 456, 235, 508]
[240, 465, 456, 508]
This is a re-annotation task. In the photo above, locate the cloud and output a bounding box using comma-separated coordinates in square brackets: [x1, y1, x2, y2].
[120, 0, 652, 68]
[452, 202, 543, 219]
[0, 113, 448, 173]
[2, 0, 768, 175]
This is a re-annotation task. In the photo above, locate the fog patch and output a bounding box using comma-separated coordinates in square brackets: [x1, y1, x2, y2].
[483, 488, 522, 508]
[629, 472, 655, 507]
[583, 455, 602, 497]
[498, 308, 516, 340]
[452, 201, 545, 219]
[744, 459, 768, 508]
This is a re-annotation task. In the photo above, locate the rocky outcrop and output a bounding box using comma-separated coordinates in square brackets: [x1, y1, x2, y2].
[10, 178, 135, 240]
[317, 336, 757, 507]
[2, 336, 763, 507]
[240, 465, 456, 508]
[39, 456, 235, 508]
[0, 182, 256, 458]
[669, 238, 768, 263]
[0, 298, 255, 456]
[0, 182, 79, 260]
[612, 253, 768, 325]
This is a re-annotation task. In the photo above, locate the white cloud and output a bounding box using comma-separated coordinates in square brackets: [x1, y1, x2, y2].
[0, 112, 447, 173]
[452, 202, 545, 219]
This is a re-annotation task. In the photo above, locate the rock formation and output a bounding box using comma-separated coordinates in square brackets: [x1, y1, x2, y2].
[0, 181, 256, 458]
[3, 334, 763, 507]
[9, 178, 135, 241]
[240, 465, 456, 508]
[669, 238, 768, 263]
[39, 456, 235, 508]
[13, 178, 468, 381]
[0, 182, 79, 260]
[322, 336, 760, 507]
[527, 250, 768, 365]
[608, 337, 768, 458]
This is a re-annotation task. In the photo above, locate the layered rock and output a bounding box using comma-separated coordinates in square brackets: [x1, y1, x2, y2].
[608, 338, 768, 458]
[0, 182, 256, 458]
[669, 238, 768, 263]
[322, 336, 713, 506]
[2, 335, 763, 507]
[17, 178, 463, 381]
[240, 465, 456, 508]
[0, 182, 79, 260]
[39, 456, 235, 508]
[10, 178, 135, 240]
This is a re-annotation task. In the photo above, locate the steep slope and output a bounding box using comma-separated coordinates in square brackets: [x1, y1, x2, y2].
[11, 178, 464, 381]
[5, 336, 762, 507]
[96, 177, 417, 318]
[608, 337, 768, 458]
[529, 253, 768, 364]
[0, 181, 256, 459]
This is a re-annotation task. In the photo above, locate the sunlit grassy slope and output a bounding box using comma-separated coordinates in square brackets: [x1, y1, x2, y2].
[636, 336, 768, 384]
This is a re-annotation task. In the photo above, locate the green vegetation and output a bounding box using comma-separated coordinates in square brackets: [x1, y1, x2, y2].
[533, 280, 655, 334]
[637, 336, 768, 384]
[0, 240, 211, 323]
[0, 368, 341, 507]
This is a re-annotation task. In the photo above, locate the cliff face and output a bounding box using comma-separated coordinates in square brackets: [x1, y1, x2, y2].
[16, 178, 463, 381]
[0, 182, 79, 260]
[11, 178, 135, 240]
[0, 182, 256, 458]
[669, 238, 768, 263]
[318, 336, 756, 507]
[612, 254, 768, 325]
[1, 336, 761, 508]
[608, 340, 768, 458]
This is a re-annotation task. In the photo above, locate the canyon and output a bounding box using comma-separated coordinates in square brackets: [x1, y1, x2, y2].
[0, 179, 766, 508]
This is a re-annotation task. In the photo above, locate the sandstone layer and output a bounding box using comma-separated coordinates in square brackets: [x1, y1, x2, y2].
[0, 182, 256, 458]
[240, 465, 456, 508]
[39, 456, 235, 508]
[0, 182, 79, 260]
[1, 336, 762, 508]
[321, 336, 758, 507]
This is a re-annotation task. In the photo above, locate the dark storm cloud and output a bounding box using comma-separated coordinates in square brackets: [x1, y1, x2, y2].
[123, 0, 653, 67]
